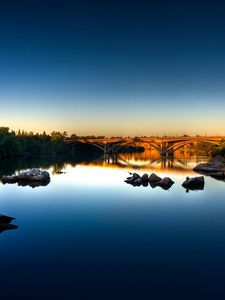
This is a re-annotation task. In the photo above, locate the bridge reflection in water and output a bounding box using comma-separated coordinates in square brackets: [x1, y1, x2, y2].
[85, 150, 210, 171]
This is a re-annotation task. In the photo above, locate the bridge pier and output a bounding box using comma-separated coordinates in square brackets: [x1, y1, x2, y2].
[167, 142, 174, 157]
[104, 144, 107, 154]
[103, 153, 118, 164]
[104, 143, 115, 155]
[160, 151, 174, 158]
[160, 142, 174, 157]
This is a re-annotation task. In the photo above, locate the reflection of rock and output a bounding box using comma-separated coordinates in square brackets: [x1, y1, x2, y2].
[0, 214, 15, 223]
[124, 172, 174, 190]
[17, 180, 50, 188]
[149, 182, 158, 189]
[182, 176, 205, 192]
[0, 214, 18, 234]
[0, 223, 18, 234]
[210, 172, 225, 180]
[1, 175, 18, 184]
[2, 169, 50, 187]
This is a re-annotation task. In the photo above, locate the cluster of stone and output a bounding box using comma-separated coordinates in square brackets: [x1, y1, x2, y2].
[2, 168, 50, 184]
[125, 172, 206, 192]
[124, 172, 174, 190]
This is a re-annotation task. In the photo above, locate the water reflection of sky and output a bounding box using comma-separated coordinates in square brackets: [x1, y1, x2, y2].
[0, 158, 225, 299]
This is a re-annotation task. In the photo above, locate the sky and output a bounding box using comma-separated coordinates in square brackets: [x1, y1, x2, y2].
[0, 0, 225, 136]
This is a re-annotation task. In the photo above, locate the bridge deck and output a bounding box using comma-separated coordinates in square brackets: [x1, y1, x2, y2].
[65, 136, 224, 155]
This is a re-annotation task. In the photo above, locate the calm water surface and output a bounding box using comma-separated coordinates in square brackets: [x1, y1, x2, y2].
[0, 152, 225, 299]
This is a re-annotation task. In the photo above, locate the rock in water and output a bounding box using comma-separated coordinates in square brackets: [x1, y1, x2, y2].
[182, 176, 205, 191]
[141, 173, 149, 183]
[42, 171, 50, 180]
[1, 176, 18, 184]
[133, 178, 142, 186]
[0, 223, 18, 234]
[193, 156, 225, 174]
[157, 177, 174, 190]
[149, 173, 162, 183]
[1, 169, 51, 185]
[132, 173, 141, 180]
[124, 172, 174, 189]
[124, 176, 134, 184]
[124, 173, 141, 186]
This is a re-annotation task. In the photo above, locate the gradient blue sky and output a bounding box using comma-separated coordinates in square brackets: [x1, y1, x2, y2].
[1, 0, 225, 136]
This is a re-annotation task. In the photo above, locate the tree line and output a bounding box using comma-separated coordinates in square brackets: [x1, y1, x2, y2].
[0, 127, 69, 157]
[1, 126, 225, 158]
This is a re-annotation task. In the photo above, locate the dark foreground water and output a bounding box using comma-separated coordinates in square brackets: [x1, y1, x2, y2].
[0, 153, 225, 299]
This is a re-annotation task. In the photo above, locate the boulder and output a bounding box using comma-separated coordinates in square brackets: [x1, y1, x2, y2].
[157, 177, 174, 190]
[141, 173, 149, 183]
[193, 164, 223, 173]
[17, 173, 31, 180]
[1, 169, 51, 186]
[124, 176, 134, 184]
[42, 171, 50, 180]
[30, 175, 46, 182]
[149, 173, 162, 183]
[2, 175, 18, 184]
[133, 178, 142, 186]
[124, 173, 141, 186]
[182, 176, 205, 191]
[18, 169, 50, 182]
[194, 156, 225, 174]
[132, 173, 141, 180]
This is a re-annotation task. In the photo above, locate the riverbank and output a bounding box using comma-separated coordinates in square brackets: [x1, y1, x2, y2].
[193, 155, 225, 180]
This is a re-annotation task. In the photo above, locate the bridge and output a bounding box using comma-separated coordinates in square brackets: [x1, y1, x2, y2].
[65, 136, 225, 156]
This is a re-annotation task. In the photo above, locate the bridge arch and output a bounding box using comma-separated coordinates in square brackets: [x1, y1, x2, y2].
[108, 141, 162, 153]
[163, 139, 220, 155]
[66, 139, 106, 152]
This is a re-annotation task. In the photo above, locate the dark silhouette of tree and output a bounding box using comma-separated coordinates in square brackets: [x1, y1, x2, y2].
[0, 127, 70, 158]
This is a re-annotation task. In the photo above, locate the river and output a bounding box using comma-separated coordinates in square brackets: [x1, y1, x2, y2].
[0, 151, 225, 299]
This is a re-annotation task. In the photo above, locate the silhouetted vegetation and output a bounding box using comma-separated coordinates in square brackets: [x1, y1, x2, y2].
[211, 140, 225, 157]
[0, 127, 69, 158]
[187, 142, 216, 155]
